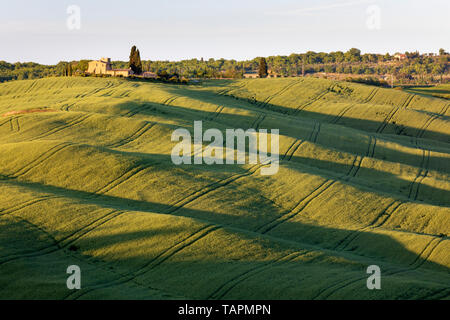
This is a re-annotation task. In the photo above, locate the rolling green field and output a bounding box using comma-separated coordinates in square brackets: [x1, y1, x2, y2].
[0, 76, 449, 299]
[403, 84, 450, 100]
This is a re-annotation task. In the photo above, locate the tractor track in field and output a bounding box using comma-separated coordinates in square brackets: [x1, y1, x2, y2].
[67, 224, 221, 300]
[407, 146, 430, 201]
[105, 122, 155, 148]
[208, 251, 305, 300]
[31, 114, 93, 141]
[118, 90, 132, 98]
[132, 225, 221, 273]
[416, 114, 439, 139]
[311, 122, 321, 143]
[60, 102, 77, 111]
[217, 82, 247, 96]
[166, 164, 265, 214]
[251, 113, 266, 129]
[376, 105, 400, 133]
[257, 134, 377, 234]
[367, 135, 377, 158]
[311, 271, 366, 300]
[345, 135, 376, 180]
[375, 95, 415, 134]
[162, 95, 179, 106]
[314, 241, 446, 299]
[294, 84, 336, 115]
[257, 79, 304, 109]
[438, 102, 450, 117]
[255, 179, 336, 234]
[5, 142, 74, 178]
[330, 104, 355, 124]
[92, 163, 154, 197]
[238, 81, 304, 130]
[332, 200, 404, 251]
[282, 138, 304, 161]
[363, 87, 379, 103]
[315, 230, 446, 299]
[402, 94, 416, 109]
[75, 81, 116, 99]
[0, 117, 13, 128]
[368, 200, 404, 228]
[344, 155, 363, 180]
[341, 134, 376, 182]
[0, 209, 125, 265]
[0, 196, 61, 219]
[409, 237, 444, 269]
[421, 287, 450, 300]
[22, 80, 38, 95]
[0, 115, 22, 131]
[123, 103, 159, 118]
[206, 105, 224, 122]
[282, 121, 320, 161]
[8, 116, 20, 132]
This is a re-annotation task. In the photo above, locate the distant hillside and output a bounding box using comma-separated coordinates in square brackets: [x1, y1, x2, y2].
[1, 48, 448, 84]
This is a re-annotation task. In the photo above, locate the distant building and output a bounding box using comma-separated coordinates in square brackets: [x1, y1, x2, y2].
[142, 71, 157, 79]
[267, 69, 281, 78]
[243, 71, 259, 79]
[394, 53, 407, 61]
[87, 58, 133, 77]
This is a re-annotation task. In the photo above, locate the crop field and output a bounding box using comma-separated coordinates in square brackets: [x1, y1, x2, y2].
[403, 84, 450, 100]
[0, 76, 449, 299]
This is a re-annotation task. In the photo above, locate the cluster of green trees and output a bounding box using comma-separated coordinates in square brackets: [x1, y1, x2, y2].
[137, 48, 448, 81]
[0, 60, 91, 82]
[1, 48, 448, 83]
[396, 54, 448, 83]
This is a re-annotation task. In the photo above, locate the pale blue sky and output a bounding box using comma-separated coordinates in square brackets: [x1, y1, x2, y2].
[1, 0, 448, 64]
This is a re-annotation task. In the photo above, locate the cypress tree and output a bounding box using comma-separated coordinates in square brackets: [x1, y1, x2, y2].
[129, 45, 142, 75]
[135, 49, 142, 74]
[258, 57, 268, 78]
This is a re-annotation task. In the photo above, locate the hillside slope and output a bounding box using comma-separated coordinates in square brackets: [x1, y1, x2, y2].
[0, 77, 449, 299]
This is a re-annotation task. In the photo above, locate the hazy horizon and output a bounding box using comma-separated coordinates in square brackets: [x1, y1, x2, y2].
[1, 0, 449, 65]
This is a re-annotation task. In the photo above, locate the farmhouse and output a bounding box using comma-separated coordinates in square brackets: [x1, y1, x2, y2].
[243, 71, 259, 79]
[394, 53, 407, 61]
[87, 57, 134, 77]
[244, 70, 280, 78]
[142, 71, 157, 79]
[267, 69, 281, 78]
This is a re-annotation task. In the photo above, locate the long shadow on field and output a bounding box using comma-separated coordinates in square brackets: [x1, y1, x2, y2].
[0, 185, 449, 300]
[158, 84, 450, 144]
[110, 98, 450, 171]
[56, 224, 450, 300]
[403, 88, 450, 100]
[1, 160, 449, 276]
[0, 218, 180, 300]
[286, 153, 450, 207]
[33, 138, 447, 209]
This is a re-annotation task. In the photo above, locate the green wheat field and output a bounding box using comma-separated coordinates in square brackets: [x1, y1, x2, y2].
[0, 77, 449, 299]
